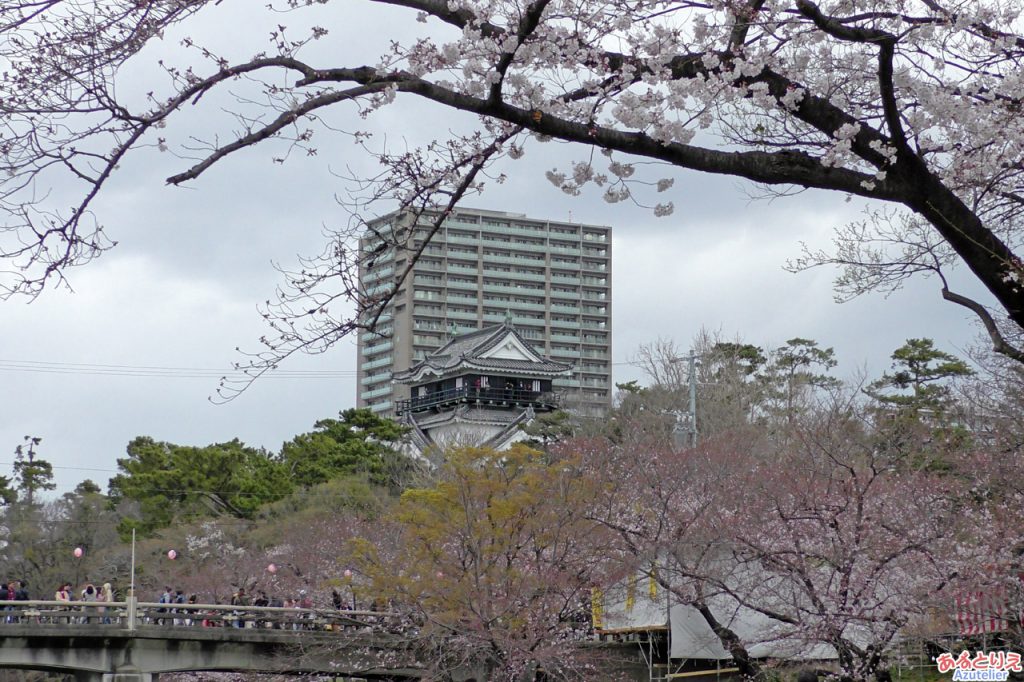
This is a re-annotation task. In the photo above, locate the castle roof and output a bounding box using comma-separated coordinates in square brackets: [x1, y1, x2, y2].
[392, 322, 573, 385]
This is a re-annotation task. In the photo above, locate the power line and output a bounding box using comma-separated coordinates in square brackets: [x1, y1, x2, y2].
[0, 359, 357, 379]
[0, 462, 116, 473]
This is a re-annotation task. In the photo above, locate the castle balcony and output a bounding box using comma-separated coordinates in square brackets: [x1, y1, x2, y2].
[395, 386, 560, 416]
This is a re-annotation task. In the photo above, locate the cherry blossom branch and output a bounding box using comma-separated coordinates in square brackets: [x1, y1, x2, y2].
[795, 0, 911, 155]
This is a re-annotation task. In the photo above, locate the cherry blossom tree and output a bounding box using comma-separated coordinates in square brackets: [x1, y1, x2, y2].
[713, 406, 971, 682]
[1, 1, 1024, 381]
[581, 399, 978, 682]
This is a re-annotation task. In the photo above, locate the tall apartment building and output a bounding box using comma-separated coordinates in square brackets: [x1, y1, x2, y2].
[356, 207, 612, 415]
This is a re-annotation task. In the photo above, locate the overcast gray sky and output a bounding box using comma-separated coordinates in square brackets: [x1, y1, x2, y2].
[0, 1, 991, 493]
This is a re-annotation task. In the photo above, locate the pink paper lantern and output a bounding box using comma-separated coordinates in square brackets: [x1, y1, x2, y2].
[167, 549, 177, 560]
[267, 563, 277, 574]
[73, 547, 83, 558]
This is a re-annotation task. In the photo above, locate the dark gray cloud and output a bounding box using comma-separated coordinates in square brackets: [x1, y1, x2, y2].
[0, 0, 994, 493]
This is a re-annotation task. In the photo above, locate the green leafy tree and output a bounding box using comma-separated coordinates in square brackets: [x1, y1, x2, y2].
[0, 474, 16, 507]
[866, 338, 973, 415]
[519, 410, 577, 451]
[695, 339, 769, 437]
[280, 408, 409, 490]
[109, 437, 292, 538]
[12, 436, 55, 506]
[353, 445, 612, 680]
[631, 333, 839, 442]
[866, 339, 974, 470]
[761, 338, 841, 425]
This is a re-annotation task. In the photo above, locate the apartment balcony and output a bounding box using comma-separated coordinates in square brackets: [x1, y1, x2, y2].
[505, 301, 548, 311]
[361, 385, 393, 400]
[363, 265, 394, 284]
[362, 356, 393, 371]
[442, 217, 482, 229]
[551, 320, 581, 330]
[551, 332, 580, 342]
[550, 303, 580, 314]
[482, 282, 545, 295]
[446, 235, 480, 246]
[503, 270, 546, 283]
[361, 341, 394, 356]
[484, 240, 547, 253]
[364, 282, 394, 297]
[550, 288, 579, 299]
[483, 254, 546, 267]
[479, 223, 548, 238]
[483, 312, 545, 326]
[446, 309, 479, 320]
[446, 279, 479, 290]
[361, 372, 391, 386]
[367, 401, 393, 414]
[551, 275, 581, 286]
[549, 245, 581, 255]
[413, 336, 443, 347]
[357, 312, 393, 327]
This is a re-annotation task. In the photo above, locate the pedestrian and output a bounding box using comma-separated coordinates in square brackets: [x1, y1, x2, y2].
[55, 582, 72, 624]
[14, 581, 31, 624]
[173, 588, 185, 625]
[253, 590, 269, 627]
[1, 581, 11, 623]
[297, 589, 313, 630]
[156, 586, 171, 625]
[98, 583, 114, 624]
[81, 583, 97, 624]
[230, 587, 249, 628]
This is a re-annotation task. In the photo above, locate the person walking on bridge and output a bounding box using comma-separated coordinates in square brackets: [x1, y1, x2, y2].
[54, 582, 72, 624]
[98, 583, 114, 624]
[80, 583, 97, 624]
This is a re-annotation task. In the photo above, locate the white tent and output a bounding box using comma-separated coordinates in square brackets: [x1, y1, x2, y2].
[599, 572, 839, 661]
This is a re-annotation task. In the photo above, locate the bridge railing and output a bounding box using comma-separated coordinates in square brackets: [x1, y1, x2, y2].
[0, 599, 400, 633]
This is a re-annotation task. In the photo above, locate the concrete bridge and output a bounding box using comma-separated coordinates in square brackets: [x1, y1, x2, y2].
[0, 599, 443, 681]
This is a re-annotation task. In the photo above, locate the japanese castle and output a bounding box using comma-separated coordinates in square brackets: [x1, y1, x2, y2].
[393, 321, 573, 455]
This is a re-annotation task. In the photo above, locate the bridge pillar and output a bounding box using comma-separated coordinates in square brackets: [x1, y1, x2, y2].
[125, 596, 138, 631]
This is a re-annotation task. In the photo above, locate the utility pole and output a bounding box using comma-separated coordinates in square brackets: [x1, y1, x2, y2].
[669, 353, 699, 448]
[686, 352, 697, 448]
